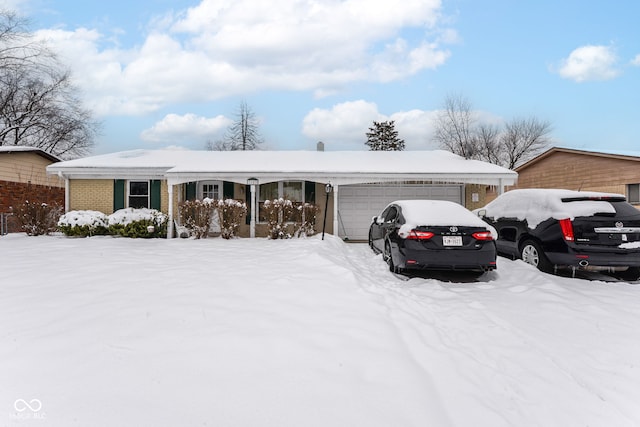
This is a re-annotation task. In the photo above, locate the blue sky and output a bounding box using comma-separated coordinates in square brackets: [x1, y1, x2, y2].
[7, 0, 640, 154]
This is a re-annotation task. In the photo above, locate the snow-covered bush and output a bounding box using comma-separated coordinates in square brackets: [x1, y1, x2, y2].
[58, 210, 109, 237]
[179, 199, 215, 239]
[12, 200, 62, 236]
[295, 203, 319, 237]
[108, 208, 168, 238]
[216, 199, 247, 239]
[263, 198, 295, 239]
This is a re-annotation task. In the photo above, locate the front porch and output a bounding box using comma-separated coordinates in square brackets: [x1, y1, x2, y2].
[167, 179, 335, 239]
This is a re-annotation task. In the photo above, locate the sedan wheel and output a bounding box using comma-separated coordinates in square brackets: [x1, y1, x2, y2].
[520, 240, 552, 272]
[384, 242, 395, 273]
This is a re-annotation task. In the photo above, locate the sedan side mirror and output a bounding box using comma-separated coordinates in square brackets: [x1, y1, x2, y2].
[371, 215, 380, 225]
[476, 209, 487, 218]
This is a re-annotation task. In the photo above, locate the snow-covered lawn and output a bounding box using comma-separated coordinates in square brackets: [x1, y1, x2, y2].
[2, 234, 640, 427]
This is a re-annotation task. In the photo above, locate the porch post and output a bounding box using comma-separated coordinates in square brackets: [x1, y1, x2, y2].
[332, 184, 339, 237]
[167, 183, 174, 239]
[248, 178, 259, 238]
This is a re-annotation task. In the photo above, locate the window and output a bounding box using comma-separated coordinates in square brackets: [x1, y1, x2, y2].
[258, 181, 304, 222]
[200, 181, 221, 200]
[383, 206, 398, 223]
[128, 181, 149, 208]
[627, 184, 640, 204]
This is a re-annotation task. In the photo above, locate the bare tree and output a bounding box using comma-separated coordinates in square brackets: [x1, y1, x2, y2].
[0, 11, 98, 158]
[365, 120, 405, 151]
[432, 93, 552, 169]
[225, 100, 263, 151]
[475, 123, 501, 165]
[0, 11, 50, 71]
[205, 139, 232, 151]
[500, 117, 552, 169]
[432, 94, 478, 159]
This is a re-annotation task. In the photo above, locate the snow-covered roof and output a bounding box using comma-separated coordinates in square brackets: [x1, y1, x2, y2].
[0, 146, 61, 162]
[47, 149, 518, 186]
[517, 146, 640, 171]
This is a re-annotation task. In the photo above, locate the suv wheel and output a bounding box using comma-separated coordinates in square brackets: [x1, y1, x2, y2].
[520, 240, 552, 273]
[616, 266, 640, 282]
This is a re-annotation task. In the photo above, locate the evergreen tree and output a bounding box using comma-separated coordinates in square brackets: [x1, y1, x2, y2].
[365, 120, 405, 151]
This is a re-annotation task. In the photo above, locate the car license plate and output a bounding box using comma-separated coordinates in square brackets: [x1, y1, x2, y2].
[443, 236, 462, 246]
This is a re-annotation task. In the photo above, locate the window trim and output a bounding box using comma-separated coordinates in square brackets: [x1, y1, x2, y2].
[627, 184, 640, 204]
[127, 180, 150, 209]
[199, 180, 223, 201]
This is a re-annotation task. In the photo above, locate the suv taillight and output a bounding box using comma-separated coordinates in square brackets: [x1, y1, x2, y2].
[558, 218, 574, 241]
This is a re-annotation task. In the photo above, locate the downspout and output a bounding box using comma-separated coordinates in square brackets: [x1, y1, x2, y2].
[58, 171, 69, 212]
[65, 177, 69, 212]
[332, 184, 339, 238]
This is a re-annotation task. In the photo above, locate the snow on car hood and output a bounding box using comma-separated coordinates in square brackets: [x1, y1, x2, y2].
[481, 189, 619, 229]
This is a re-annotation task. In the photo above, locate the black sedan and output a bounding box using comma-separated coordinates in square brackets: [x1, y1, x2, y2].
[369, 200, 497, 274]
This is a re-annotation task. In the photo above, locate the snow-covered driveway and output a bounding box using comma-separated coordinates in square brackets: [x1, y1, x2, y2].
[1, 234, 639, 426]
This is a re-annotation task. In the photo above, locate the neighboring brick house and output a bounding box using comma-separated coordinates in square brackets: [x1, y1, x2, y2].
[512, 147, 640, 206]
[0, 147, 64, 233]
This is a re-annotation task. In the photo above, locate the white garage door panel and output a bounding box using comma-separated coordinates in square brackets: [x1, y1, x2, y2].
[337, 184, 463, 240]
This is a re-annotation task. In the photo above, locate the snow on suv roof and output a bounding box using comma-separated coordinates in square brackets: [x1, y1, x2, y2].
[482, 189, 622, 229]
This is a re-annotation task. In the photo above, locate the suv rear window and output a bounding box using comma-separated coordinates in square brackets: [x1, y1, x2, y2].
[610, 201, 640, 216]
[561, 200, 639, 218]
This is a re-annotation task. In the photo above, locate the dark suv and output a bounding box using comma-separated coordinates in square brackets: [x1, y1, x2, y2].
[477, 189, 640, 279]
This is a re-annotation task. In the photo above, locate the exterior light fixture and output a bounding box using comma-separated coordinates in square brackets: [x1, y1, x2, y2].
[322, 182, 333, 240]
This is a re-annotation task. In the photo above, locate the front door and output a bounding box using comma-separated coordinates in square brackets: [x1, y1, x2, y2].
[200, 181, 222, 233]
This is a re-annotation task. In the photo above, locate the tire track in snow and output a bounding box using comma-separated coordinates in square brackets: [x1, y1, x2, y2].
[334, 243, 639, 427]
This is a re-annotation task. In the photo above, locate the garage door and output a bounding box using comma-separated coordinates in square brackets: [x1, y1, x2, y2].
[337, 184, 463, 240]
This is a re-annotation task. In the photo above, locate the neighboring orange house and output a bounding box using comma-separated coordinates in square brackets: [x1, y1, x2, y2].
[512, 147, 640, 206]
[0, 147, 64, 233]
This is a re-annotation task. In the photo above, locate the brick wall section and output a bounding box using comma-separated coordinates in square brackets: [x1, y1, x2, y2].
[161, 180, 169, 213]
[0, 180, 64, 232]
[69, 179, 114, 214]
[513, 151, 638, 195]
[70, 179, 170, 215]
[464, 184, 487, 211]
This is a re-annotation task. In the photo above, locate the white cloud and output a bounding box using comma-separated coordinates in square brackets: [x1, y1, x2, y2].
[389, 109, 440, 150]
[32, 0, 453, 115]
[4, 0, 29, 13]
[631, 54, 640, 66]
[302, 100, 381, 149]
[140, 113, 231, 145]
[301, 101, 440, 150]
[557, 45, 619, 82]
